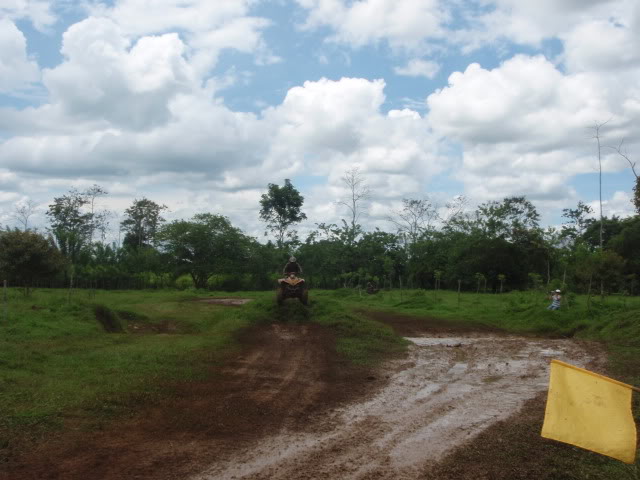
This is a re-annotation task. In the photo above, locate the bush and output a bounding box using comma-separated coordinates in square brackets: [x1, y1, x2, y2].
[175, 275, 194, 290]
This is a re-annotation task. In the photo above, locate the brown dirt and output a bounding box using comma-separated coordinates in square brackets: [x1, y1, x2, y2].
[192, 313, 604, 479]
[0, 323, 381, 480]
[1, 312, 609, 480]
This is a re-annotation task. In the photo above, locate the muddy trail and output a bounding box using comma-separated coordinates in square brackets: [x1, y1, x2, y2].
[2, 311, 603, 480]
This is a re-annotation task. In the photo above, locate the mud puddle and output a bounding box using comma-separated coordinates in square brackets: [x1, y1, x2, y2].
[194, 332, 600, 480]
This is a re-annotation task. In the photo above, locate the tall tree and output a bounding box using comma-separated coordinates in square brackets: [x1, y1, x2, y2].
[561, 201, 594, 245]
[476, 196, 540, 240]
[46, 189, 94, 264]
[12, 199, 38, 231]
[337, 166, 370, 245]
[387, 198, 438, 246]
[160, 214, 249, 289]
[84, 184, 109, 243]
[121, 198, 167, 249]
[605, 139, 639, 215]
[592, 121, 610, 248]
[259, 179, 307, 249]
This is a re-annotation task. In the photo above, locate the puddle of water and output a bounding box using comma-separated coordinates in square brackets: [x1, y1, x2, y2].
[195, 334, 600, 480]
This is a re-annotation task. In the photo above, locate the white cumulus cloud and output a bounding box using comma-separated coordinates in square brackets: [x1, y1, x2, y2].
[0, 0, 56, 31]
[296, 0, 449, 51]
[0, 20, 40, 94]
[427, 54, 640, 203]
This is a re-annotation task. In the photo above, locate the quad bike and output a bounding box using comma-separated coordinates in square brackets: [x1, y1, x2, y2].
[277, 273, 309, 305]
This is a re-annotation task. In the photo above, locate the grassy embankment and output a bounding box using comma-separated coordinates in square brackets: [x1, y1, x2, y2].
[333, 287, 640, 479]
[0, 287, 403, 462]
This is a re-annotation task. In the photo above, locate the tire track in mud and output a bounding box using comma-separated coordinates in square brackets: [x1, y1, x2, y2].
[2, 312, 604, 480]
[194, 332, 603, 480]
[1, 322, 365, 480]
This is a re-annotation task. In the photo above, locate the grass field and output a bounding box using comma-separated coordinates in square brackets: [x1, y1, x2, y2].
[1, 286, 638, 477]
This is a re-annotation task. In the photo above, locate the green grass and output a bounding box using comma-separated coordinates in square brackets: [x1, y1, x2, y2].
[0, 289, 268, 449]
[0, 287, 404, 456]
[1, 286, 638, 477]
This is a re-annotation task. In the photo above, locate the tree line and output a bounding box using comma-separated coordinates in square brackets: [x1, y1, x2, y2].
[1, 170, 639, 295]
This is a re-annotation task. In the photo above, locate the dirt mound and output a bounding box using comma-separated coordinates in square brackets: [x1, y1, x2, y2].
[1, 323, 377, 480]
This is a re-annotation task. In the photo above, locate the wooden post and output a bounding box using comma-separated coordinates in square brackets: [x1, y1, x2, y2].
[68, 274, 73, 304]
[3, 280, 7, 322]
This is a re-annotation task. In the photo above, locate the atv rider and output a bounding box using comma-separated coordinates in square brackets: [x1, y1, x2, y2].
[283, 256, 302, 276]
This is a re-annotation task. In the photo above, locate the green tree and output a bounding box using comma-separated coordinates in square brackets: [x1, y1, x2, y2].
[0, 229, 65, 293]
[47, 189, 94, 265]
[561, 201, 594, 245]
[160, 214, 249, 289]
[476, 196, 540, 240]
[121, 198, 167, 249]
[259, 179, 307, 249]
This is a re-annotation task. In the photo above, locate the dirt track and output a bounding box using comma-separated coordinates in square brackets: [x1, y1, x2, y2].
[1, 312, 603, 480]
[194, 319, 600, 479]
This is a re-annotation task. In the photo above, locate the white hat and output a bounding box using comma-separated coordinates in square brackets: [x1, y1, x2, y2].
[555, 289, 561, 293]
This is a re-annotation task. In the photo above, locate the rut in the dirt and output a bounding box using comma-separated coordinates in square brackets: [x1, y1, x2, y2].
[1, 321, 375, 480]
[193, 330, 599, 480]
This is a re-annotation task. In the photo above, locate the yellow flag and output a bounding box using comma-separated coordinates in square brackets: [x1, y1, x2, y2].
[541, 359, 637, 464]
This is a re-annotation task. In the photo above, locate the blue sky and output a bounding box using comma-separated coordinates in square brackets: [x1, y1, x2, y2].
[1, 0, 638, 240]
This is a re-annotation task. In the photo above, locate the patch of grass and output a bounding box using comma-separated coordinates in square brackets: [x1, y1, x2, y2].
[308, 292, 407, 365]
[0, 288, 270, 459]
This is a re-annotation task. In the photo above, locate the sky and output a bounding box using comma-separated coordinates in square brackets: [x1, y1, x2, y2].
[0, 0, 639, 242]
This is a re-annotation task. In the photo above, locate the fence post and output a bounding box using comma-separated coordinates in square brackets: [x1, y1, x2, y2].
[68, 274, 74, 304]
[3, 280, 7, 322]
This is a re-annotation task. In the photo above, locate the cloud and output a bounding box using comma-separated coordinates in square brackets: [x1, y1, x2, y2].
[0, 0, 56, 31]
[0, 75, 444, 234]
[454, 0, 628, 51]
[295, 0, 638, 61]
[587, 191, 636, 219]
[91, 0, 276, 74]
[41, 17, 197, 130]
[562, 19, 640, 72]
[426, 54, 640, 202]
[394, 59, 441, 78]
[296, 0, 449, 51]
[0, 20, 40, 94]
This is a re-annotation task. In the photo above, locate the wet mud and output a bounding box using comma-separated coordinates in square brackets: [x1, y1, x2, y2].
[1, 312, 604, 480]
[195, 332, 600, 479]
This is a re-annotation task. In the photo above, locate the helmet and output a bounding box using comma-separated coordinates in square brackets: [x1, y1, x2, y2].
[555, 289, 561, 293]
[289, 256, 296, 262]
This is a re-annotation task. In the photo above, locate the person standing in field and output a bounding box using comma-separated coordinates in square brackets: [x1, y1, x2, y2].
[547, 289, 562, 310]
